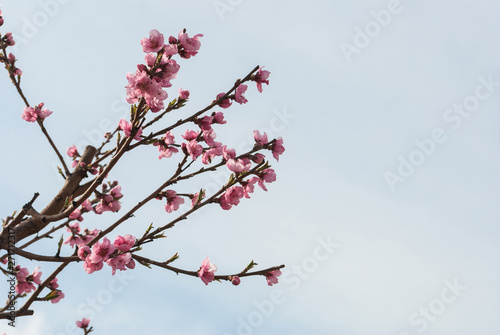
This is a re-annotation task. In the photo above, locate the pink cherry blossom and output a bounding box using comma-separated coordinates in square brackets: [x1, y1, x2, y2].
[49, 278, 59, 290]
[251, 153, 265, 164]
[197, 115, 213, 131]
[82, 199, 93, 212]
[191, 192, 205, 207]
[156, 131, 179, 159]
[242, 177, 259, 198]
[114, 234, 136, 252]
[163, 190, 185, 213]
[256, 168, 277, 191]
[226, 157, 252, 173]
[144, 53, 157, 67]
[106, 253, 134, 275]
[223, 146, 236, 161]
[8, 53, 15, 63]
[202, 128, 217, 147]
[202, 142, 223, 164]
[253, 67, 270, 93]
[76, 318, 90, 329]
[213, 111, 226, 124]
[219, 186, 245, 210]
[119, 119, 143, 141]
[141, 29, 165, 53]
[69, 208, 83, 222]
[83, 258, 103, 274]
[178, 30, 203, 58]
[88, 237, 115, 264]
[4, 32, 14, 46]
[231, 276, 241, 286]
[234, 84, 248, 104]
[182, 129, 199, 141]
[21, 107, 38, 122]
[182, 140, 203, 160]
[198, 257, 217, 285]
[265, 269, 282, 286]
[253, 130, 268, 146]
[32, 266, 42, 285]
[67, 145, 78, 157]
[178, 88, 190, 100]
[78, 246, 91, 261]
[216, 92, 232, 109]
[271, 137, 285, 161]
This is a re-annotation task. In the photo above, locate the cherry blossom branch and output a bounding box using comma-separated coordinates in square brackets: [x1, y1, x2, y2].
[132, 254, 285, 282]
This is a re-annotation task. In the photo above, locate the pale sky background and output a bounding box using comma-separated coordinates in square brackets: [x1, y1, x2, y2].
[1, 0, 499, 334]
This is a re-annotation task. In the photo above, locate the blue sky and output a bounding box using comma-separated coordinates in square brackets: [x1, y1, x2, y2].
[1, 0, 499, 334]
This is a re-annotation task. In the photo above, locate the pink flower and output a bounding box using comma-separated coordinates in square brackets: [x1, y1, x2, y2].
[197, 115, 213, 131]
[231, 276, 241, 286]
[69, 208, 83, 222]
[156, 131, 179, 159]
[256, 169, 277, 191]
[202, 128, 217, 147]
[4, 32, 14, 46]
[198, 257, 217, 285]
[178, 30, 203, 58]
[178, 88, 190, 100]
[32, 266, 42, 285]
[265, 270, 281, 286]
[67, 145, 78, 157]
[114, 234, 136, 252]
[119, 119, 143, 141]
[125, 69, 168, 112]
[213, 111, 226, 124]
[242, 177, 259, 198]
[251, 153, 265, 164]
[141, 29, 165, 53]
[78, 246, 91, 261]
[163, 190, 185, 213]
[271, 137, 285, 161]
[182, 140, 203, 160]
[49, 278, 59, 290]
[202, 142, 223, 164]
[223, 146, 236, 161]
[219, 186, 245, 210]
[82, 199, 93, 212]
[216, 92, 232, 109]
[106, 253, 135, 275]
[88, 237, 115, 264]
[182, 129, 199, 141]
[15, 266, 39, 294]
[234, 84, 248, 104]
[76, 318, 90, 329]
[21, 107, 38, 122]
[226, 157, 252, 173]
[253, 130, 268, 146]
[8, 53, 15, 63]
[253, 67, 270, 93]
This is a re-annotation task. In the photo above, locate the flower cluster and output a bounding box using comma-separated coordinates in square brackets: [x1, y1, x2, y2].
[21, 102, 52, 123]
[64, 221, 100, 248]
[154, 130, 179, 159]
[79, 235, 136, 275]
[95, 182, 123, 214]
[125, 29, 201, 113]
[15, 266, 42, 294]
